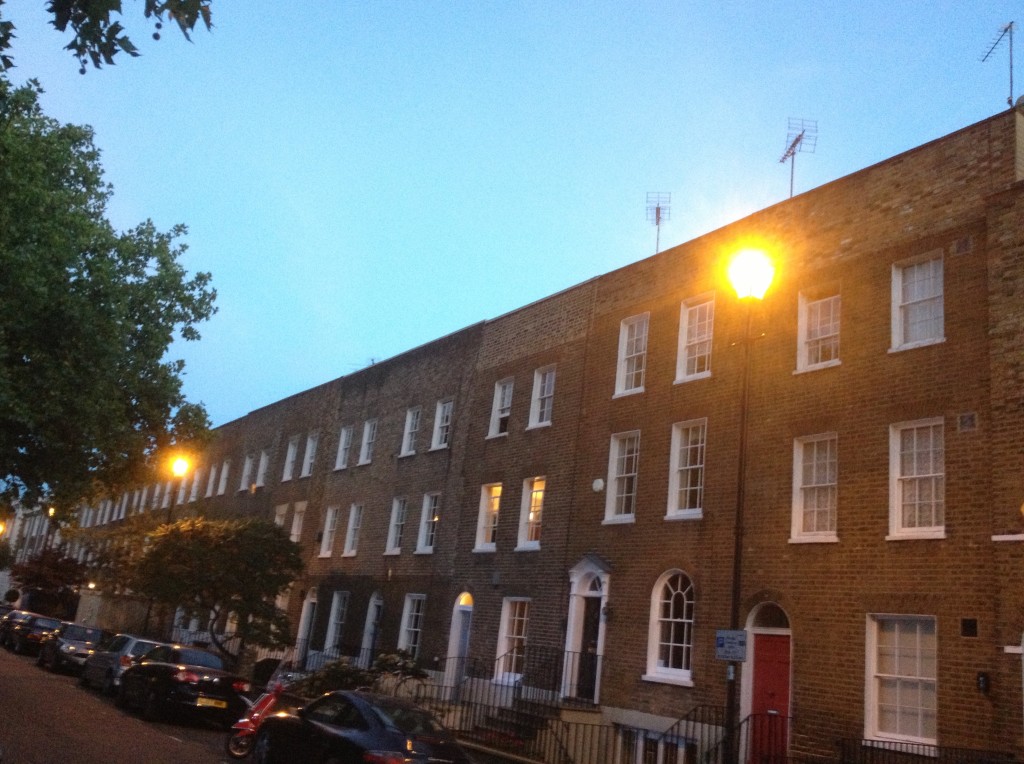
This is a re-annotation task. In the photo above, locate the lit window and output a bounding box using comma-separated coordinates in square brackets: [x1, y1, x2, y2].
[866, 616, 936, 744]
[889, 418, 944, 539]
[605, 431, 640, 523]
[667, 419, 706, 519]
[432, 399, 454, 449]
[489, 380, 514, 437]
[400, 407, 421, 456]
[892, 255, 944, 350]
[417, 493, 440, 553]
[792, 433, 838, 541]
[676, 294, 714, 381]
[496, 598, 530, 682]
[528, 366, 556, 428]
[644, 570, 695, 685]
[615, 313, 649, 396]
[517, 477, 545, 550]
[475, 484, 501, 552]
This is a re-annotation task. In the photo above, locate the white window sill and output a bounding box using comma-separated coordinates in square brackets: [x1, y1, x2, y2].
[299, 474, 311, 480]
[888, 337, 945, 353]
[674, 371, 711, 385]
[602, 514, 635, 526]
[515, 543, 540, 552]
[525, 421, 552, 431]
[317, 552, 333, 558]
[429, 444, 450, 452]
[793, 359, 841, 375]
[398, 451, 415, 458]
[885, 529, 946, 541]
[473, 545, 496, 553]
[642, 672, 694, 688]
[342, 551, 357, 558]
[665, 510, 702, 521]
[789, 534, 839, 544]
[383, 549, 400, 556]
[280, 478, 293, 483]
[485, 432, 508, 440]
[414, 548, 434, 555]
[357, 460, 372, 466]
[862, 738, 937, 755]
[612, 387, 644, 399]
[333, 466, 348, 472]
[993, 533, 1024, 542]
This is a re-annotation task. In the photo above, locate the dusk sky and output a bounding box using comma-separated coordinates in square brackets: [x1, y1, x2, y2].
[6, 1, 1021, 426]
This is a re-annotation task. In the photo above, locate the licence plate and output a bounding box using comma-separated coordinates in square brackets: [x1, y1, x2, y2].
[196, 697, 227, 709]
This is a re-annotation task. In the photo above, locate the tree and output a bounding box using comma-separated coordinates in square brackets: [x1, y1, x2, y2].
[9, 546, 87, 617]
[0, 1, 213, 73]
[128, 517, 304, 667]
[0, 77, 216, 513]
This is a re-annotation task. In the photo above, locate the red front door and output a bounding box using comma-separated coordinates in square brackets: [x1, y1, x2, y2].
[750, 634, 790, 764]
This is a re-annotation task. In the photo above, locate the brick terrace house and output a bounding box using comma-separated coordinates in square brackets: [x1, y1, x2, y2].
[56, 106, 1024, 761]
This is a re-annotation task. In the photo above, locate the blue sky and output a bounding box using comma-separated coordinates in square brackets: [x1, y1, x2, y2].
[5, 1, 1020, 426]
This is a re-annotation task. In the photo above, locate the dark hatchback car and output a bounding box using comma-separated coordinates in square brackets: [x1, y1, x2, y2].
[252, 690, 477, 764]
[7, 614, 63, 655]
[0, 610, 37, 648]
[37, 622, 106, 673]
[81, 633, 166, 694]
[116, 644, 251, 726]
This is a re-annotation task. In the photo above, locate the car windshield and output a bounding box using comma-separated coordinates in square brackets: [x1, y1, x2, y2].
[177, 648, 224, 670]
[35, 618, 61, 630]
[65, 625, 103, 641]
[369, 700, 444, 735]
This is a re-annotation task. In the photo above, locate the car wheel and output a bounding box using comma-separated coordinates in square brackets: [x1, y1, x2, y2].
[12, 637, 24, 655]
[78, 671, 90, 687]
[142, 689, 163, 722]
[101, 672, 117, 696]
[252, 729, 273, 764]
[114, 683, 129, 709]
[35, 650, 45, 666]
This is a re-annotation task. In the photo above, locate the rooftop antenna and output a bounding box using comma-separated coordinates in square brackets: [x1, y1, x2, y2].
[779, 118, 818, 199]
[646, 192, 671, 254]
[981, 22, 1015, 107]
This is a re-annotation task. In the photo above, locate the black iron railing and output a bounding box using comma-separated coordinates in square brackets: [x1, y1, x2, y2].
[838, 739, 1015, 764]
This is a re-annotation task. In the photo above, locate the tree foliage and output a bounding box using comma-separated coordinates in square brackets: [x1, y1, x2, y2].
[0, 77, 216, 511]
[128, 517, 303, 666]
[9, 546, 87, 617]
[0, 0, 213, 72]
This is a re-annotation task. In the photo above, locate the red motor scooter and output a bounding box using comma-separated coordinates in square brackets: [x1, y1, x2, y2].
[225, 683, 285, 759]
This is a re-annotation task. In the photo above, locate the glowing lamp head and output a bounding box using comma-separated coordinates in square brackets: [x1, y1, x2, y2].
[727, 248, 775, 300]
[171, 457, 191, 478]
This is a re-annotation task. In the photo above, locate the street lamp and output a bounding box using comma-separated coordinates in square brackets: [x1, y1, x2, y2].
[724, 247, 775, 763]
[168, 455, 192, 523]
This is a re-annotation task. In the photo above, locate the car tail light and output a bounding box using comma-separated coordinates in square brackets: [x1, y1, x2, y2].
[119, 655, 133, 668]
[362, 753, 407, 764]
[173, 669, 201, 683]
[231, 679, 251, 694]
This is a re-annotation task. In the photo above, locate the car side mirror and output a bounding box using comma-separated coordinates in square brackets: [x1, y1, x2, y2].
[296, 707, 307, 720]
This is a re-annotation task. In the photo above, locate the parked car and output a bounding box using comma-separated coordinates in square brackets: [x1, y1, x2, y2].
[80, 633, 166, 695]
[116, 644, 252, 726]
[252, 690, 477, 764]
[7, 614, 63, 655]
[0, 610, 36, 648]
[36, 622, 107, 673]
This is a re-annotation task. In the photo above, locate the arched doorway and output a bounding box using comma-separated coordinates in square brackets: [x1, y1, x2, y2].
[444, 592, 474, 701]
[563, 555, 610, 703]
[743, 602, 791, 763]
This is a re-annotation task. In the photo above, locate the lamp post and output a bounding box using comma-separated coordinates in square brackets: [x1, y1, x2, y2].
[724, 248, 775, 764]
[168, 455, 191, 523]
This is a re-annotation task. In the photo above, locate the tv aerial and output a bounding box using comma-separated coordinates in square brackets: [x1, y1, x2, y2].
[779, 118, 818, 199]
[981, 22, 1015, 107]
[646, 192, 671, 254]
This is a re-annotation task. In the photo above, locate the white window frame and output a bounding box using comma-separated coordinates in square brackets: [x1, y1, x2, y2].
[319, 506, 339, 557]
[528, 365, 556, 428]
[797, 291, 841, 371]
[666, 418, 707, 520]
[488, 380, 514, 437]
[400, 407, 421, 456]
[188, 469, 202, 502]
[891, 253, 944, 351]
[516, 476, 545, 550]
[386, 497, 408, 555]
[239, 455, 254, 493]
[216, 460, 230, 496]
[273, 504, 287, 527]
[255, 449, 269, 487]
[864, 615, 937, 746]
[358, 419, 377, 465]
[343, 503, 363, 556]
[676, 294, 714, 382]
[204, 466, 217, 498]
[398, 594, 426, 659]
[289, 501, 306, 543]
[300, 433, 319, 477]
[474, 483, 501, 552]
[605, 431, 640, 524]
[431, 399, 454, 450]
[282, 436, 299, 482]
[615, 313, 649, 396]
[334, 426, 353, 470]
[417, 492, 440, 553]
[495, 598, 530, 683]
[324, 591, 350, 654]
[888, 418, 945, 540]
[791, 433, 839, 542]
[643, 570, 695, 686]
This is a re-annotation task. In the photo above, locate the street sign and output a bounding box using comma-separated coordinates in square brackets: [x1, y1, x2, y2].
[715, 629, 748, 662]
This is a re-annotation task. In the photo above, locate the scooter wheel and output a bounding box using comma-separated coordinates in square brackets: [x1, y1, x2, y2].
[225, 730, 255, 759]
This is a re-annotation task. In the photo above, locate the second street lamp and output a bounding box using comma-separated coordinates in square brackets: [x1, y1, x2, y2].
[723, 247, 775, 763]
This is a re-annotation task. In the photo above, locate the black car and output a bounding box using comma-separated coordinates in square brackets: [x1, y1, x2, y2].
[7, 613, 63, 655]
[0, 610, 36, 648]
[36, 622, 106, 673]
[252, 690, 477, 764]
[116, 644, 251, 726]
